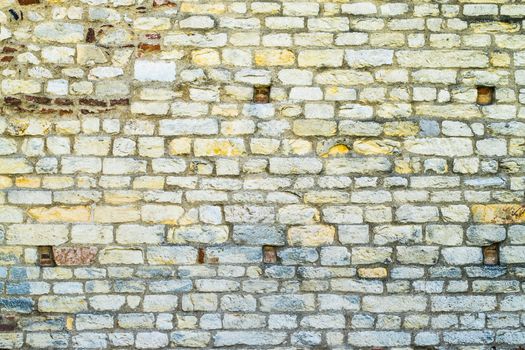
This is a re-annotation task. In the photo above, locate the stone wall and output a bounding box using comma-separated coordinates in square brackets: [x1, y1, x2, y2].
[0, 0, 525, 348]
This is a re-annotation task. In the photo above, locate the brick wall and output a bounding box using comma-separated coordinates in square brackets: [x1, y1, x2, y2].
[1, 0, 525, 348]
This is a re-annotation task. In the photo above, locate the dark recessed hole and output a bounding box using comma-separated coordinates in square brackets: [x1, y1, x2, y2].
[253, 85, 271, 104]
[476, 86, 494, 106]
[8, 9, 20, 21]
[483, 243, 499, 265]
[197, 248, 205, 264]
[86, 28, 96, 43]
[37, 246, 55, 267]
[0, 315, 17, 331]
[263, 246, 278, 264]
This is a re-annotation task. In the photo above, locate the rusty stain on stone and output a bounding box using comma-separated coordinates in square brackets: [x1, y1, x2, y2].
[53, 246, 98, 266]
[472, 204, 525, 224]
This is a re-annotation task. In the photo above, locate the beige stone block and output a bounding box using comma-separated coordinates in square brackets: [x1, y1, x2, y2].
[293, 120, 337, 137]
[194, 139, 246, 157]
[192, 49, 221, 66]
[298, 50, 344, 67]
[141, 204, 184, 224]
[94, 206, 140, 223]
[168, 138, 192, 155]
[254, 49, 295, 66]
[99, 247, 144, 264]
[6, 224, 69, 245]
[287, 225, 335, 246]
[38, 296, 88, 313]
[353, 140, 400, 155]
[1, 79, 41, 95]
[358, 267, 388, 279]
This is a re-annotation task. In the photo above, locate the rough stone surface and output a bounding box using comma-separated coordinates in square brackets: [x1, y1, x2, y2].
[0, 1, 523, 348]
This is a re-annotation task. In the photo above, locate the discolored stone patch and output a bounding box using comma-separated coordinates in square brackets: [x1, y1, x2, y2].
[472, 204, 525, 224]
[52, 247, 98, 266]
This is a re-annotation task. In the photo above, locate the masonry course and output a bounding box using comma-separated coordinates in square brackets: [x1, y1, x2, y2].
[0, 0, 525, 348]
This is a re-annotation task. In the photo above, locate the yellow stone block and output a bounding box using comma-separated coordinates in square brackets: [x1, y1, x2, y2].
[358, 267, 388, 279]
[7, 119, 50, 136]
[133, 176, 165, 190]
[212, 104, 239, 117]
[353, 139, 399, 155]
[293, 120, 337, 137]
[490, 51, 510, 67]
[194, 139, 245, 157]
[250, 139, 280, 155]
[15, 176, 41, 188]
[321, 144, 350, 158]
[509, 139, 525, 156]
[0, 158, 33, 174]
[66, 317, 74, 331]
[192, 49, 221, 66]
[141, 204, 184, 224]
[287, 225, 335, 246]
[179, 3, 225, 14]
[255, 49, 295, 66]
[42, 176, 75, 189]
[384, 122, 419, 137]
[472, 204, 525, 224]
[28, 206, 90, 223]
[104, 191, 142, 204]
[0, 176, 13, 189]
[394, 159, 413, 174]
[168, 138, 192, 155]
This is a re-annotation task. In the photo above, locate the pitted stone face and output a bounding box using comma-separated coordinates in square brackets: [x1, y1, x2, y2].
[1, 0, 525, 348]
[53, 247, 98, 266]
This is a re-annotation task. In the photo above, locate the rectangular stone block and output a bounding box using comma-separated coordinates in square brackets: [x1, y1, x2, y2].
[472, 204, 525, 224]
[396, 50, 488, 68]
[6, 224, 69, 246]
[362, 295, 427, 312]
[431, 296, 496, 312]
[147, 246, 197, 265]
[347, 331, 411, 347]
[38, 296, 88, 313]
[53, 247, 98, 266]
[205, 246, 262, 264]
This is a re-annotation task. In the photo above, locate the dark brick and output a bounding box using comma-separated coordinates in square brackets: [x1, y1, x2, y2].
[18, 0, 39, 5]
[4, 97, 22, 106]
[0, 314, 17, 331]
[2, 47, 17, 53]
[25, 95, 51, 104]
[79, 98, 107, 107]
[110, 98, 129, 106]
[54, 98, 74, 106]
